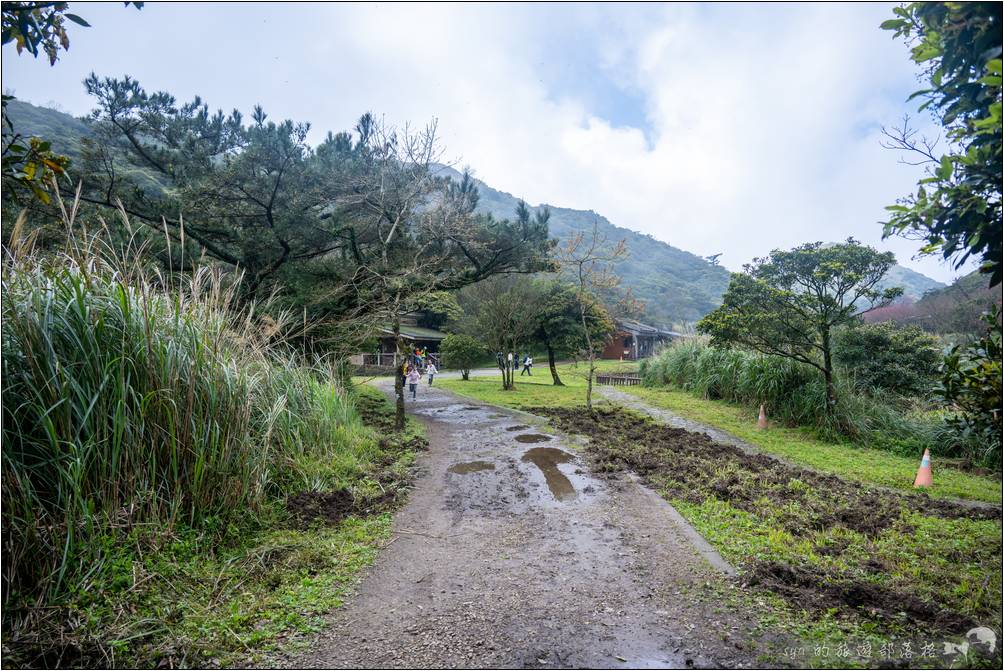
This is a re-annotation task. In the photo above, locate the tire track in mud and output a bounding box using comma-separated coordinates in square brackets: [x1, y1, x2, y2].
[277, 380, 785, 669]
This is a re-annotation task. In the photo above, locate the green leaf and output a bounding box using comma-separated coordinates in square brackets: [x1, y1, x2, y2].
[64, 14, 92, 27]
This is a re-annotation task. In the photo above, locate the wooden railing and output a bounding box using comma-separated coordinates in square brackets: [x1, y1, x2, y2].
[596, 374, 641, 386]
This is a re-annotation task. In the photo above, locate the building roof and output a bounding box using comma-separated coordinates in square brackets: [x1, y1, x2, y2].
[378, 325, 448, 341]
[616, 318, 682, 338]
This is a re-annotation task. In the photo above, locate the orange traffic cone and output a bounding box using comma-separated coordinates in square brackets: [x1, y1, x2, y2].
[914, 448, 933, 488]
[757, 404, 768, 430]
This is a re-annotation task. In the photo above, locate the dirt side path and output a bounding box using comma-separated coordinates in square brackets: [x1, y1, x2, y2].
[279, 380, 782, 669]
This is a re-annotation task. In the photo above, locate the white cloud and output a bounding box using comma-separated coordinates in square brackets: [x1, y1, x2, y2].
[1, 2, 968, 283]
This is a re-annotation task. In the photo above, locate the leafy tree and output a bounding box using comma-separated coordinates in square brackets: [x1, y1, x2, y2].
[881, 2, 1002, 286]
[527, 279, 615, 386]
[941, 308, 1002, 466]
[556, 222, 627, 413]
[697, 239, 902, 412]
[833, 322, 941, 398]
[439, 333, 485, 381]
[459, 275, 542, 391]
[1, 3, 142, 204]
[2, 2, 143, 64]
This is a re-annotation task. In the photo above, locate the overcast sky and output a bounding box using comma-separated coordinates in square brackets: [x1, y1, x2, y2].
[2, 2, 969, 283]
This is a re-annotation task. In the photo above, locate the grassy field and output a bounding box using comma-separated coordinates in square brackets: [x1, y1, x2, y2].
[440, 364, 1001, 504]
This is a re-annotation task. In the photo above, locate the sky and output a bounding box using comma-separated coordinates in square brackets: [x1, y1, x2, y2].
[1, 2, 971, 283]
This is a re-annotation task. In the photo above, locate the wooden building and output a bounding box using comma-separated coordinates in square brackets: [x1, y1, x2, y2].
[601, 318, 681, 360]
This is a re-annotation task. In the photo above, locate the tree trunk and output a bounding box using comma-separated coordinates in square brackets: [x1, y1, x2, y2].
[547, 342, 563, 386]
[462, 368, 470, 381]
[822, 330, 837, 415]
[394, 316, 405, 430]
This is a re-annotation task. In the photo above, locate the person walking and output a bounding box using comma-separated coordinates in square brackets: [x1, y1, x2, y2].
[426, 361, 438, 386]
[521, 355, 533, 376]
[407, 366, 421, 400]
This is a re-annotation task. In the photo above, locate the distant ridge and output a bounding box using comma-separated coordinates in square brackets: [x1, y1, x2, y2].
[5, 100, 946, 325]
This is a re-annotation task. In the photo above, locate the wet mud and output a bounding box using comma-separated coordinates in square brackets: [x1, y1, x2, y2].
[286, 490, 354, 526]
[531, 406, 1002, 634]
[514, 433, 551, 444]
[448, 460, 496, 475]
[282, 382, 775, 669]
[521, 447, 577, 501]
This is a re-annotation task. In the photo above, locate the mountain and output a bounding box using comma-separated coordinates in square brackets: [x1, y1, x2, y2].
[878, 263, 945, 301]
[6, 100, 947, 326]
[432, 164, 730, 326]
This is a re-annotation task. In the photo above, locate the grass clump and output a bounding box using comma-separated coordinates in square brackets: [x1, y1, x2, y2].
[640, 339, 997, 469]
[1, 207, 420, 666]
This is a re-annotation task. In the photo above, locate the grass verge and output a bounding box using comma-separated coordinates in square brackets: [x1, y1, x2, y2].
[3, 385, 422, 668]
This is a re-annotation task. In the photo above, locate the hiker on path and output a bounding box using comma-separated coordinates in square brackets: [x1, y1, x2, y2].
[507, 352, 514, 371]
[521, 355, 533, 376]
[407, 366, 421, 400]
[426, 362, 438, 386]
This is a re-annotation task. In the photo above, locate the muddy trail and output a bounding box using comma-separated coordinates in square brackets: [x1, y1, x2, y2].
[534, 406, 1002, 636]
[278, 382, 789, 669]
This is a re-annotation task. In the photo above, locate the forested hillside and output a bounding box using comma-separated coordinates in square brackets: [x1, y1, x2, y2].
[6, 100, 948, 326]
[433, 164, 730, 325]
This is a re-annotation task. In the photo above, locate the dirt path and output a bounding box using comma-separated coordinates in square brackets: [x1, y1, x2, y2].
[279, 380, 782, 669]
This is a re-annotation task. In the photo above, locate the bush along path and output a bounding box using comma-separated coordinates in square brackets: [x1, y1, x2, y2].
[533, 405, 1002, 668]
[278, 379, 799, 669]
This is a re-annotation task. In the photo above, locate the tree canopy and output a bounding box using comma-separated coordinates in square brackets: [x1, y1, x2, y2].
[697, 239, 902, 410]
[881, 2, 1002, 286]
[77, 76, 555, 331]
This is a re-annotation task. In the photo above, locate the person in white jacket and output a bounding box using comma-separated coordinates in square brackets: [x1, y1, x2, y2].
[426, 362, 438, 386]
[521, 355, 533, 376]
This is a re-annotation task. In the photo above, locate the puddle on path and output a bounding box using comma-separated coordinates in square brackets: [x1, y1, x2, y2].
[514, 433, 551, 444]
[448, 460, 496, 475]
[521, 447, 576, 501]
[461, 406, 482, 411]
[504, 425, 529, 432]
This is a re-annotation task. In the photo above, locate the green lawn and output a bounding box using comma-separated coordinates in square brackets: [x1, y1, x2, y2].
[440, 366, 1001, 504]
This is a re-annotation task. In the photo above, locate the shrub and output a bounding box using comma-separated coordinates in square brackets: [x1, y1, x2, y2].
[440, 333, 486, 380]
[642, 339, 996, 466]
[833, 322, 941, 398]
[1, 215, 365, 607]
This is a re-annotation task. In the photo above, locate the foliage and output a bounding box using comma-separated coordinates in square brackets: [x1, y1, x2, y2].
[439, 333, 485, 380]
[79, 79, 553, 320]
[881, 2, 1002, 286]
[1, 2, 141, 205]
[0, 118, 69, 203]
[555, 221, 627, 412]
[1, 1, 141, 65]
[697, 239, 902, 411]
[833, 321, 942, 397]
[457, 275, 543, 390]
[0, 206, 373, 611]
[522, 278, 615, 385]
[641, 338, 997, 467]
[941, 308, 1003, 466]
[864, 269, 1003, 337]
